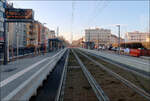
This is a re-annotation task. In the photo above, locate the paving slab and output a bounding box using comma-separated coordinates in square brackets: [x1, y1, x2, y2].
[79, 48, 150, 73]
[0, 50, 61, 99]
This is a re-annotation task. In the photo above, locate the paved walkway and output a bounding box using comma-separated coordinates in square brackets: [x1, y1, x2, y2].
[0, 50, 61, 100]
[79, 48, 150, 73]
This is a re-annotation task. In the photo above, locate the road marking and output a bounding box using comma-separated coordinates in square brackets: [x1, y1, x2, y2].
[0, 50, 63, 88]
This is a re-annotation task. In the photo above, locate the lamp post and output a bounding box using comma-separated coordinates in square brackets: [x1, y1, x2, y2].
[88, 32, 90, 49]
[116, 25, 120, 55]
[98, 32, 99, 50]
[16, 23, 19, 59]
[43, 23, 47, 54]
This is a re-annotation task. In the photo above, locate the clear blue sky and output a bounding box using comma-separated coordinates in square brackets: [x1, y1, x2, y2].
[10, 0, 149, 42]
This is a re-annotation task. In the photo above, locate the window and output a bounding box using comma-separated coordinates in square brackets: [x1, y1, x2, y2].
[0, 22, 3, 28]
[0, 2, 3, 7]
[0, 32, 3, 37]
[0, 11, 3, 17]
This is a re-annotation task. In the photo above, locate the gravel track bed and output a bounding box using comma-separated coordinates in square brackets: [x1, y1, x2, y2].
[76, 50, 148, 101]
[63, 51, 98, 101]
[80, 50, 150, 94]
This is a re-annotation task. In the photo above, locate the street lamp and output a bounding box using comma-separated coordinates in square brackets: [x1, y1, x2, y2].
[116, 24, 120, 55]
[43, 23, 47, 53]
[97, 32, 99, 50]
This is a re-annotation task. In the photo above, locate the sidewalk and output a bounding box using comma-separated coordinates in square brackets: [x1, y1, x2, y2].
[0, 52, 46, 65]
[79, 48, 150, 73]
[96, 49, 150, 62]
[140, 56, 150, 60]
[0, 50, 62, 100]
[0, 51, 59, 81]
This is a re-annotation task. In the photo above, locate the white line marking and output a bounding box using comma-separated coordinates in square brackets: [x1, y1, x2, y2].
[2, 57, 55, 101]
[0, 50, 63, 88]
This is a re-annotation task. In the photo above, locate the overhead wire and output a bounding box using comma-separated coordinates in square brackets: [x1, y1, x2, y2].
[80, 0, 111, 30]
[71, 1, 75, 43]
[86, 0, 105, 26]
[87, 0, 111, 28]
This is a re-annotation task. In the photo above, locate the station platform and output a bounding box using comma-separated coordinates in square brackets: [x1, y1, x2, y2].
[0, 49, 66, 101]
[79, 48, 150, 75]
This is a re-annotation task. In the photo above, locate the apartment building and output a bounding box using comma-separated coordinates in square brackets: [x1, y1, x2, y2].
[110, 34, 124, 44]
[85, 28, 111, 47]
[0, 0, 4, 43]
[26, 23, 35, 47]
[49, 30, 56, 39]
[125, 31, 150, 42]
[29, 21, 56, 49]
[7, 23, 27, 48]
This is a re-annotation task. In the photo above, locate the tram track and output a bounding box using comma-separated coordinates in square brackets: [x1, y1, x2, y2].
[33, 48, 150, 101]
[78, 49, 150, 94]
[76, 49, 150, 94]
[72, 50, 110, 101]
[74, 49, 150, 101]
[57, 49, 109, 101]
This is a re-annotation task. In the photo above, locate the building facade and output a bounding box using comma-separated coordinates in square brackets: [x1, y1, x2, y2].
[28, 21, 56, 51]
[7, 23, 27, 48]
[0, 0, 4, 59]
[85, 28, 111, 47]
[0, 0, 4, 43]
[110, 34, 124, 45]
[49, 30, 55, 39]
[125, 31, 150, 42]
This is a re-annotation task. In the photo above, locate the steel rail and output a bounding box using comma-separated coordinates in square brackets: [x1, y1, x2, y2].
[81, 49, 150, 80]
[72, 49, 110, 101]
[77, 50, 150, 100]
[79, 48, 150, 79]
[55, 49, 70, 101]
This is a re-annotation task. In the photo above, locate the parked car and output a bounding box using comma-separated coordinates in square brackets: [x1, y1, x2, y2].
[98, 46, 102, 49]
[111, 47, 117, 51]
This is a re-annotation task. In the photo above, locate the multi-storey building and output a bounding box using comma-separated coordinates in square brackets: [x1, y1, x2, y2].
[26, 23, 36, 47]
[29, 21, 56, 50]
[110, 34, 124, 44]
[72, 37, 83, 47]
[0, 0, 4, 44]
[49, 30, 55, 39]
[31, 21, 43, 48]
[125, 31, 150, 42]
[85, 28, 111, 47]
[7, 23, 27, 48]
[0, 0, 4, 59]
